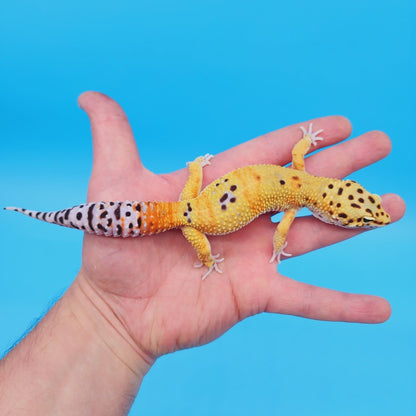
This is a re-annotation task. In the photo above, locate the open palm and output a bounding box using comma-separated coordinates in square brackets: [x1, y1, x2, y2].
[77, 92, 404, 359]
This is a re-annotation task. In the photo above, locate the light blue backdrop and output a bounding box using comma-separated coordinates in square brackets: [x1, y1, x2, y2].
[1, 1, 414, 414]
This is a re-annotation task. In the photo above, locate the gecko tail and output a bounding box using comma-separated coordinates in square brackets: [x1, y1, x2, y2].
[4, 205, 82, 228]
[4, 201, 180, 237]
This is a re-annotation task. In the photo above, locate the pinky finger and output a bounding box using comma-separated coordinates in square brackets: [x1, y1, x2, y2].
[266, 275, 392, 323]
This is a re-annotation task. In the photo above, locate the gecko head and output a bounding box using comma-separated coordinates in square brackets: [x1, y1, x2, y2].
[311, 179, 391, 229]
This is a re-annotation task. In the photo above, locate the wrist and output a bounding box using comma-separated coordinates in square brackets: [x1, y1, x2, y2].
[0, 271, 155, 416]
[69, 270, 156, 378]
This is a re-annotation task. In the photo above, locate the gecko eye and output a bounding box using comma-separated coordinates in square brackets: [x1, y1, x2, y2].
[363, 216, 375, 223]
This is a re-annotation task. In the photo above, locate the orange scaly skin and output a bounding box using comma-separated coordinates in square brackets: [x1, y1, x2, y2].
[5, 125, 391, 279]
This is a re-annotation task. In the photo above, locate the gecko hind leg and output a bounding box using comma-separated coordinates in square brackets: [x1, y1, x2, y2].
[179, 154, 223, 279]
[180, 154, 214, 200]
[182, 226, 223, 279]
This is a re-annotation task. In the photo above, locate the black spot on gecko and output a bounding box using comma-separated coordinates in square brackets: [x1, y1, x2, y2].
[357, 188, 364, 194]
[137, 217, 142, 228]
[64, 209, 70, 220]
[346, 182, 352, 187]
[97, 224, 107, 233]
[42, 212, 47, 220]
[187, 218, 191, 223]
[70, 222, 79, 229]
[328, 184, 334, 189]
[99, 210, 108, 219]
[107, 218, 112, 227]
[365, 208, 373, 214]
[351, 203, 361, 208]
[348, 195, 354, 200]
[28, 212, 33, 216]
[358, 198, 364, 203]
[59, 216, 64, 224]
[292, 175, 299, 180]
[187, 203, 192, 212]
[114, 204, 121, 220]
[336, 203, 341, 208]
[368, 196, 376, 204]
[125, 211, 131, 217]
[135, 204, 141, 212]
[76, 212, 82, 220]
[221, 205, 227, 210]
[224, 178, 229, 182]
[129, 223, 133, 229]
[230, 185, 237, 192]
[322, 192, 327, 198]
[230, 197, 236, 203]
[338, 213, 348, 218]
[116, 224, 122, 236]
[184, 212, 188, 216]
[99, 203, 104, 210]
[280, 180, 285, 185]
[109, 202, 115, 206]
[337, 187, 343, 196]
[329, 201, 333, 206]
[53, 211, 59, 222]
[220, 193, 228, 203]
[88, 204, 96, 232]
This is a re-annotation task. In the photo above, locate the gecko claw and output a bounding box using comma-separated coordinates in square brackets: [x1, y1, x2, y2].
[301, 123, 324, 146]
[187, 154, 214, 168]
[194, 254, 224, 279]
[269, 242, 292, 264]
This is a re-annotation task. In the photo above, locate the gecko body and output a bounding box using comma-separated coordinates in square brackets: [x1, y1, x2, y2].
[5, 125, 390, 279]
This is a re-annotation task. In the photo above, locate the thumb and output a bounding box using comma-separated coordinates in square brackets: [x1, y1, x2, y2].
[78, 91, 143, 180]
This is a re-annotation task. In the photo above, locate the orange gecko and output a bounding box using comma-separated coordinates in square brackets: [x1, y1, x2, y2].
[5, 124, 390, 279]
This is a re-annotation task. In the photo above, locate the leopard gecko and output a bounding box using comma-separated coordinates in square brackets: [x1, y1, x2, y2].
[5, 124, 390, 279]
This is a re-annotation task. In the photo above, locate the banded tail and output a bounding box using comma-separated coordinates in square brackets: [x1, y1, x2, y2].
[4, 201, 183, 237]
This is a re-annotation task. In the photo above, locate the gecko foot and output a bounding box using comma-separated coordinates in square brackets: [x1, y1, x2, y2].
[194, 253, 224, 280]
[269, 242, 292, 264]
[300, 123, 324, 146]
[187, 153, 214, 168]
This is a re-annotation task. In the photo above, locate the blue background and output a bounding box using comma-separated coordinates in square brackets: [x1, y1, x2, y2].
[1, 1, 415, 414]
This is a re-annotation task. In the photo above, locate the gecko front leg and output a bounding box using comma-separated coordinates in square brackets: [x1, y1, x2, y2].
[292, 123, 324, 171]
[270, 208, 299, 264]
[271, 124, 324, 264]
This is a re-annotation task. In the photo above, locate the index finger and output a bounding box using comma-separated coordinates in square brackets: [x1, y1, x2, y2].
[204, 115, 352, 180]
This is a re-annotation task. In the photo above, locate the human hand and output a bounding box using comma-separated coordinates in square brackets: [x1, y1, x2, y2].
[76, 92, 405, 364]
